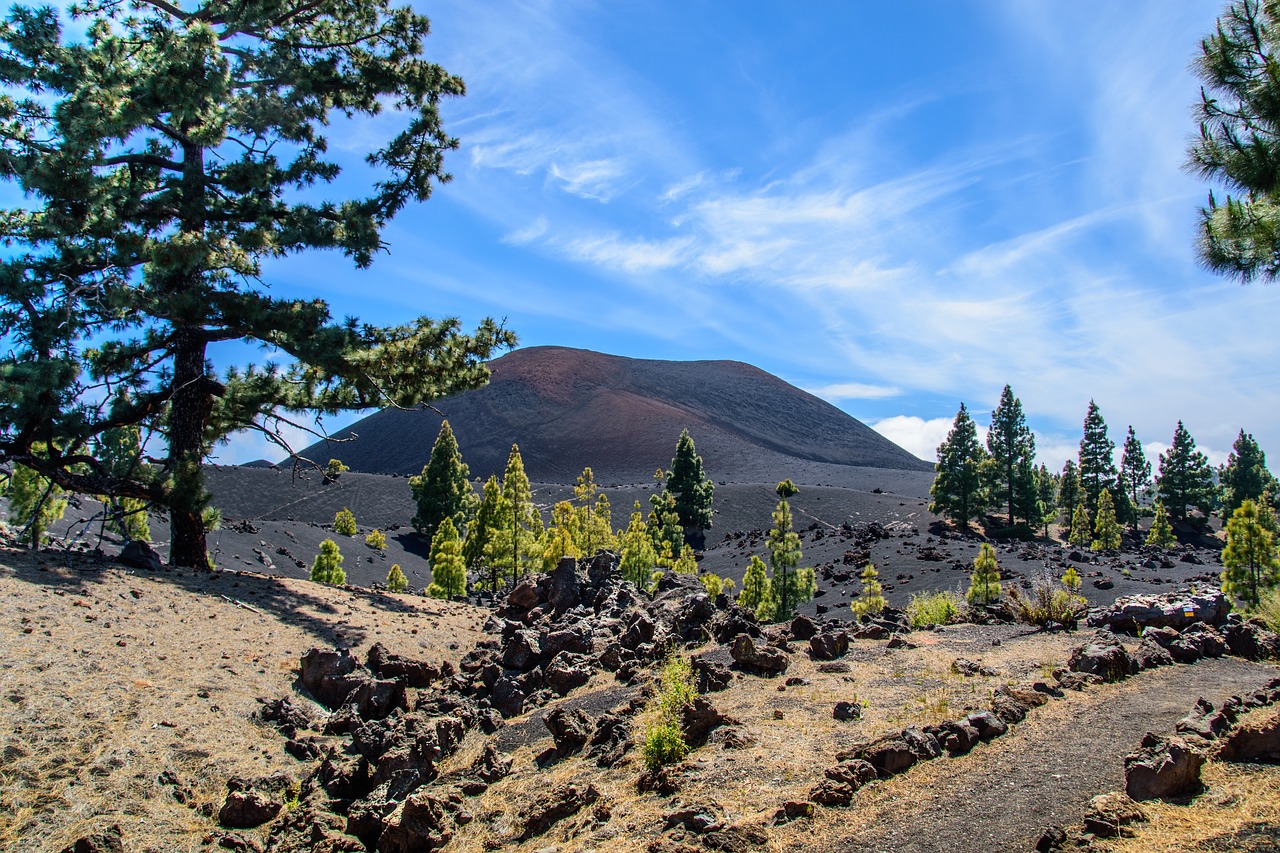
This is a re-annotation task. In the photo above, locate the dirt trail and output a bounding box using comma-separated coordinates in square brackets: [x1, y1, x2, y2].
[800, 657, 1280, 853]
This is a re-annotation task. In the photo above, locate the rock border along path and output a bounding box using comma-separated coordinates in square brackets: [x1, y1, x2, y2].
[807, 656, 1279, 853]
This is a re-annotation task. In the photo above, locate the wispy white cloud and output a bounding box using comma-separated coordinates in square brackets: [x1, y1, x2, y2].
[548, 159, 629, 201]
[561, 233, 694, 273]
[808, 382, 902, 401]
[503, 216, 550, 245]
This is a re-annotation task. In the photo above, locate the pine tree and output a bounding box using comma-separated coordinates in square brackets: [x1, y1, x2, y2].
[333, 508, 358, 536]
[427, 517, 467, 599]
[1091, 490, 1122, 552]
[1147, 501, 1176, 549]
[491, 445, 542, 583]
[738, 555, 776, 621]
[852, 563, 887, 617]
[1033, 464, 1059, 539]
[467, 476, 505, 598]
[94, 420, 152, 543]
[1062, 566, 1082, 592]
[966, 543, 1002, 606]
[1259, 485, 1280, 540]
[647, 489, 684, 558]
[929, 403, 986, 528]
[386, 564, 409, 593]
[8, 455, 68, 548]
[776, 479, 799, 500]
[768, 498, 811, 620]
[1058, 460, 1082, 537]
[986, 386, 1036, 527]
[1188, 0, 1280, 281]
[1221, 500, 1280, 607]
[663, 430, 714, 533]
[619, 502, 659, 588]
[311, 539, 346, 586]
[1119, 426, 1152, 533]
[324, 459, 350, 483]
[1220, 430, 1276, 520]
[410, 420, 475, 546]
[1078, 401, 1117, 516]
[671, 544, 699, 575]
[0, 2, 515, 568]
[1069, 504, 1093, 548]
[365, 529, 387, 550]
[1156, 421, 1217, 523]
[572, 467, 614, 556]
[541, 500, 582, 571]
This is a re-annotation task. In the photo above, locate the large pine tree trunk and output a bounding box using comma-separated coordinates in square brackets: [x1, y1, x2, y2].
[168, 329, 214, 568]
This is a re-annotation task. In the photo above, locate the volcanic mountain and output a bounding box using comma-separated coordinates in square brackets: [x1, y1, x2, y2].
[294, 346, 931, 484]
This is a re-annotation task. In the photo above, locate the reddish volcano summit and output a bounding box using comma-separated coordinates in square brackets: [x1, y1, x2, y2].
[295, 346, 930, 484]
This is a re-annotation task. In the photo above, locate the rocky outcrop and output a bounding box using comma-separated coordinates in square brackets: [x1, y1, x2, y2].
[729, 633, 790, 675]
[1066, 632, 1137, 683]
[1217, 710, 1280, 763]
[1086, 589, 1229, 633]
[1124, 734, 1205, 800]
[518, 783, 601, 840]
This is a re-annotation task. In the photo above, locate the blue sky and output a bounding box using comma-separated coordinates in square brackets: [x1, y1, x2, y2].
[205, 1, 1278, 474]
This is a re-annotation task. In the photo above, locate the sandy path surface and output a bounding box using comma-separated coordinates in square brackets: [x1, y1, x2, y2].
[799, 657, 1280, 853]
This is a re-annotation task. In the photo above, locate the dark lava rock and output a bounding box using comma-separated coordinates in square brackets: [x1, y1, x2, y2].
[1216, 710, 1280, 762]
[219, 789, 281, 829]
[299, 647, 363, 710]
[682, 697, 733, 747]
[858, 734, 917, 776]
[60, 825, 124, 853]
[692, 656, 733, 693]
[1082, 792, 1147, 838]
[1067, 632, 1138, 683]
[543, 651, 593, 696]
[118, 540, 164, 571]
[790, 614, 819, 641]
[367, 642, 440, 688]
[377, 790, 452, 853]
[545, 706, 593, 755]
[518, 783, 601, 840]
[833, 701, 861, 721]
[809, 631, 849, 661]
[729, 633, 789, 676]
[1125, 734, 1206, 800]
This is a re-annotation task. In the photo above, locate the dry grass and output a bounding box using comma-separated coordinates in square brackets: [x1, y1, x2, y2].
[0, 547, 488, 852]
[1101, 761, 1280, 852]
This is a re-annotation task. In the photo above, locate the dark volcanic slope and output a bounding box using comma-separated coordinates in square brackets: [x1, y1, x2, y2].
[296, 346, 930, 484]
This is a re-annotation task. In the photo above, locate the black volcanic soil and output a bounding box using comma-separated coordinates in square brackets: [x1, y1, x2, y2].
[295, 346, 932, 483]
[27, 464, 1226, 618]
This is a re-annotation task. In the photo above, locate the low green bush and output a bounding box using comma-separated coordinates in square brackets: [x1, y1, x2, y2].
[906, 590, 961, 628]
[1004, 583, 1085, 629]
[1256, 588, 1280, 633]
[643, 722, 690, 770]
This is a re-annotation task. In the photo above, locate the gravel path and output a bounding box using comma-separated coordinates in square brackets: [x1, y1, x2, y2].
[809, 656, 1280, 853]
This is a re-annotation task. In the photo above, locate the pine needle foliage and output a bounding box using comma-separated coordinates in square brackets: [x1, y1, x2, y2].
[1119, 426, 1152, 532]
[987, 386, 1036, 527]
[664, 429, 714, 532]
[410, 420, 475, 546]
[852, 563, 887, 618]
[0, 1, 515, 567]
[1189, 0, 1280, 281]
[619, 502, 659, 589]
[333, 508, 358, 536]
[427, 517, 467, 599]
[930, 403, 986, 527]
[738, 555, 777, 621]
[386, 564, 409, 593]
[1062, 566, 1082, 592]
[1091, 490, 1122, 552]
[365, 529, 387, 550]
[1146, 501, 1177, 549]
[7, 453, 67, 548]
[468, 476, 506, 597]
[1220, 430, 1276, 520]
[966, 543, 1002, 606]
[1157, 421, 1217, 523]
[1068, 504, 1093, 548]
[311, 539, 346, 586]
[1078, 401, 1118, 516]
[1221, 499, 1280, 608]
